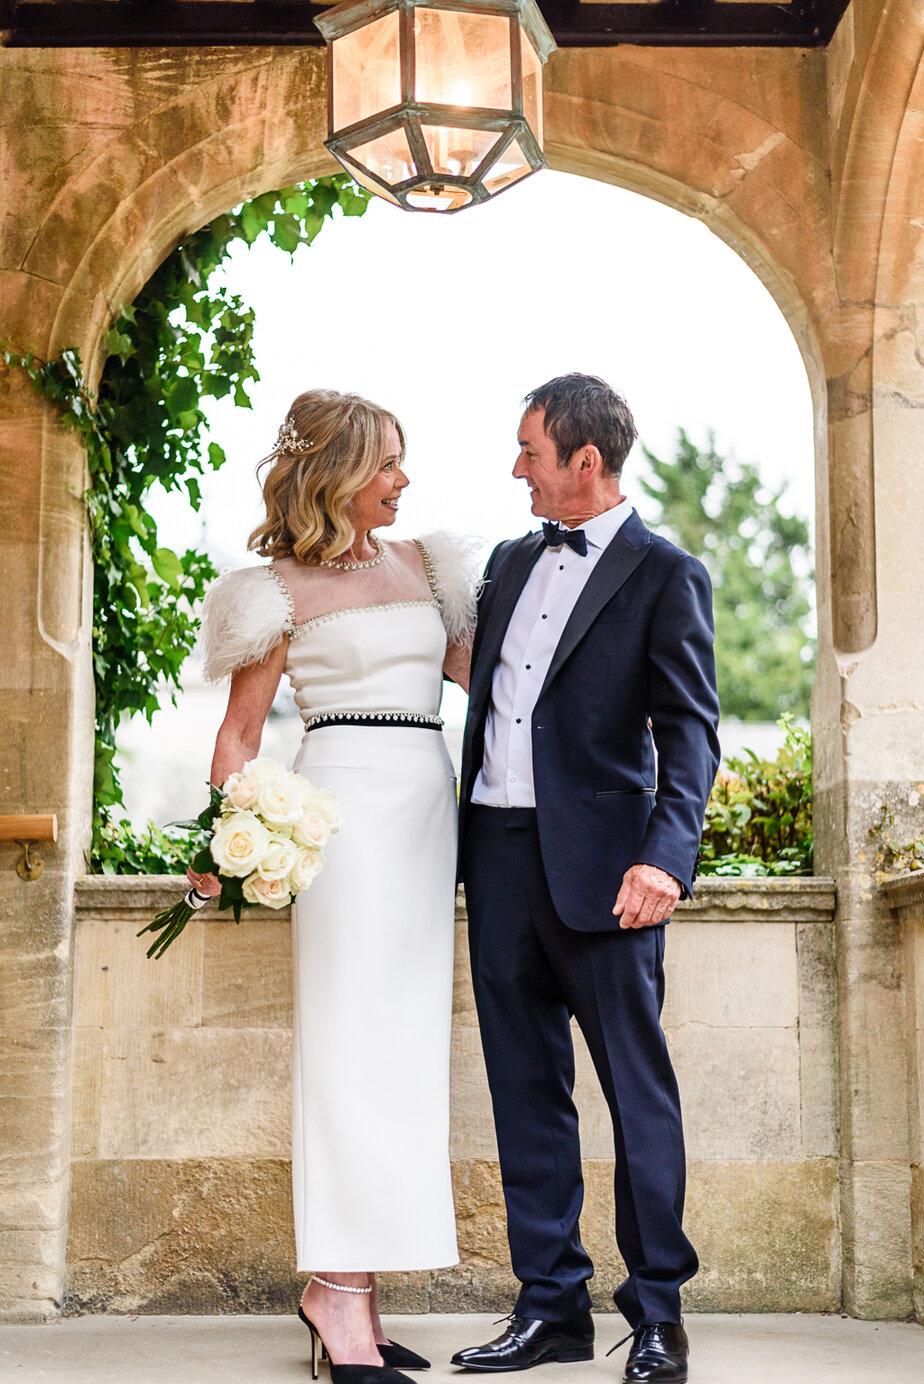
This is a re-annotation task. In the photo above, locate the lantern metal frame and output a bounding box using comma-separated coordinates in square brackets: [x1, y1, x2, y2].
[315, 0, 557, 213]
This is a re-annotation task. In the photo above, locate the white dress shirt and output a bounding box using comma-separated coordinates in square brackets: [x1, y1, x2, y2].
[472, 499, 636, 807]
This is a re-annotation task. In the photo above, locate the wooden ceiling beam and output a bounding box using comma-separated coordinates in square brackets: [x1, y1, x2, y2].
[0, 0, 853, 49]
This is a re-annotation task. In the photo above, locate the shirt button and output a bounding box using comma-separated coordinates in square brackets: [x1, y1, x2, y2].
[525, 664, 531, 670]
[509, 772, 518, 783]
[515, 718, 522, 724]
[541, 613, 547, 619]
[559, 565, 564, 571]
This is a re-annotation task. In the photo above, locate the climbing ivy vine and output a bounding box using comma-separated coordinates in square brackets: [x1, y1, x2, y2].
[4, 176, 370, 868]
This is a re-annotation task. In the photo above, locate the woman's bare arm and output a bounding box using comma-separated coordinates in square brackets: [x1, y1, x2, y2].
[443, 638, 471, 694]
[188, 639, 288, 894]
[210, 639, 288, 786]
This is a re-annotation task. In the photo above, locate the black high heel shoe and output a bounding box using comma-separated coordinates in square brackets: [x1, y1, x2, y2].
[298, 1279, 415, 1384]
[377, 1341, 430, 1371]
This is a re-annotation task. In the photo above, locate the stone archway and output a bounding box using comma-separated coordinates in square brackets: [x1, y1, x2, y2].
[3, 0, 924, 1322]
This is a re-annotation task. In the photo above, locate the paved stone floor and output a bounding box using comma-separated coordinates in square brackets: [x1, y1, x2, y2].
[1, 1313, 922, 1383]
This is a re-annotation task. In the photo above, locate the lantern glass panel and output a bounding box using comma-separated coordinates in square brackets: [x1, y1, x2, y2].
[520, 29, 543, 144]
[415, 9, 512, 111]
[421, 124, 499, 179]
[482, 137, 531, 194]
[339, 155, 401, 205]
[406, 185, 473, 212]
[348, 125, 416, 186]
[332, 11, 401, 131]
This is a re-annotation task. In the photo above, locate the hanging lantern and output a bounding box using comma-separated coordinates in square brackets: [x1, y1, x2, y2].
[314, 0, 556, 213]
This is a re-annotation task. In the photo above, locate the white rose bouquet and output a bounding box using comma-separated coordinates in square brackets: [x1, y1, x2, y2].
[137, 757, 341, 959]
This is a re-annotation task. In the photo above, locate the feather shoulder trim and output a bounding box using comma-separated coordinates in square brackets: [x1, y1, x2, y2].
[416, 530, 483, 646]
[198, 565, 291, 683]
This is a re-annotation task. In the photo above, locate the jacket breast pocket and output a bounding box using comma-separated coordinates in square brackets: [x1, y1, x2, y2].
[595, 788, 655, 798]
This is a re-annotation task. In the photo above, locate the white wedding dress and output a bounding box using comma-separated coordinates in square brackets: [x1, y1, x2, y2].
[200, 533, 477, 1272]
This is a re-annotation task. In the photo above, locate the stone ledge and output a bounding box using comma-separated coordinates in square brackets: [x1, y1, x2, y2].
[677, 876, 835, 922]
[74, 876, 286, 923]
[75, 875, 837, 925]
[880, 871, 924, 912]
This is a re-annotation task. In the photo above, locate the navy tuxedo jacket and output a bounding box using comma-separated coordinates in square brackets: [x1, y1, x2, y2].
[458, 510, 721, 932]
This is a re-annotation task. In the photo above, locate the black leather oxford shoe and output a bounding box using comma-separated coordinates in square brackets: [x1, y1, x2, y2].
[622, 1321, 688, 1383]
[451, 1312, 594, 1371]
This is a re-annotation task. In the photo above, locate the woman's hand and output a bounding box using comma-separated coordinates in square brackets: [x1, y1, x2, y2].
[186, 867, 221, 897]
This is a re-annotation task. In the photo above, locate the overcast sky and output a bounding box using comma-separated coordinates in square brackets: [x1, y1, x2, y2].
[148, 168, 815, 569]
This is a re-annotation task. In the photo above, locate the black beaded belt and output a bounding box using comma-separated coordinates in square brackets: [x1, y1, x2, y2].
[303, 710, 444, 733]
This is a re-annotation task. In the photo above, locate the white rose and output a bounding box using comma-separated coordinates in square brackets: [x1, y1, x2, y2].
[242, 872, 292, 909]
[307, 787, 343, 834]
[289, 847, 325, 893]
[210, 812, 271, 878]
[222, 771, 260, 812]
[257, 834, 299, 881]
[241, 757, 284, 785]
[256, 779, 304, 828]
[292, 810, 331, 850]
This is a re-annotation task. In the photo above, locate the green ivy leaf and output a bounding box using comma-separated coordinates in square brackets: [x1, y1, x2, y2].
[93, 742, 120, 806]
[151, 547, 183, 591]
[170, 376, 199, 414]
[240, 202, 263, 243]
[106, 328, 135, 363]
[122, 503, 149, 541]
[272, 216, 303, 254]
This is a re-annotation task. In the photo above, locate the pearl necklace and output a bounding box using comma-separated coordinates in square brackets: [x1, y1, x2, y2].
[318, 533, 386, 570]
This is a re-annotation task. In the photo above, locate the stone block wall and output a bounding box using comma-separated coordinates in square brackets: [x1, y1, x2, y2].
[882, 874, 924, 1322]
[68, 876, 838, 1315]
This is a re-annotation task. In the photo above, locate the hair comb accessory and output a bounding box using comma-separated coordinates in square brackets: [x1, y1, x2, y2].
[274, 418, 315, 454]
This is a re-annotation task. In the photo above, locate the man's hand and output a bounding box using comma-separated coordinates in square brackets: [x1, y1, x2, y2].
[613, 863, 681, 929]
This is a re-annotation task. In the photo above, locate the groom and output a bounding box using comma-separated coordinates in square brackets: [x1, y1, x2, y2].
[452, 375, 720, 1384]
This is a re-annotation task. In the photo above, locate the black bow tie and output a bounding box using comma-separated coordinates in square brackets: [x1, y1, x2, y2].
[542, 522, 588, 557]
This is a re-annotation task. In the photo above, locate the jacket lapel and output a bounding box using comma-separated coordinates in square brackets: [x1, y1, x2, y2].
[469, 532, 545, 724]
[537, 511, 652, 701]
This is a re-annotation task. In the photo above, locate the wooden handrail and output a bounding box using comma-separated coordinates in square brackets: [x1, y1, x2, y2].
[0, 814, 58, 843]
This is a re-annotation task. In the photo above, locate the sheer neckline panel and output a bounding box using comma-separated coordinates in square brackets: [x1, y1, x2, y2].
[268, 539, 435, 632]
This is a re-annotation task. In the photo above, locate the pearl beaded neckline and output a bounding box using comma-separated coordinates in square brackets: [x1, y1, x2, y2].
[318, 534, 386, 570]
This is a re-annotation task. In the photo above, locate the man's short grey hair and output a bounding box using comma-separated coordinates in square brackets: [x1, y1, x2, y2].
[523, 373, 637, 478]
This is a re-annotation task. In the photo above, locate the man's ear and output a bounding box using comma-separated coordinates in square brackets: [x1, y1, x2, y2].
[578, 444, 604, 475]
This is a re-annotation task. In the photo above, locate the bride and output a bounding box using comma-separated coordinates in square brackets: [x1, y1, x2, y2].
[190, 389, 478, 1382]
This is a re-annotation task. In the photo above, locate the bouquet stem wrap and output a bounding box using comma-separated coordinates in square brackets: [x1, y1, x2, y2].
[138, 886, 212, 960]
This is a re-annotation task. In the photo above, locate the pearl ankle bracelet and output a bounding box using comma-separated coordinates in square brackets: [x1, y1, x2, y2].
[309, 1274, 372, 1295]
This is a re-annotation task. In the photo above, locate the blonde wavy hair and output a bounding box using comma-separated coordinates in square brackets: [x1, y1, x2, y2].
[248, 389, 406, 564]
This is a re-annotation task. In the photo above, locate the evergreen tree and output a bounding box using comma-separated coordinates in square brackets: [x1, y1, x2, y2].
[638, 429, 815, 720]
